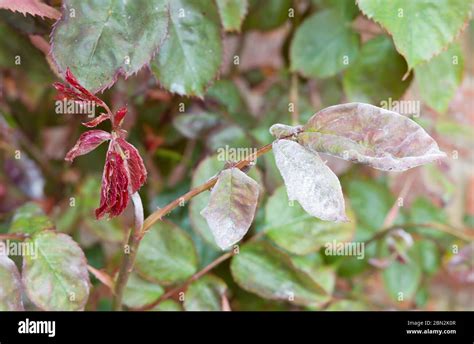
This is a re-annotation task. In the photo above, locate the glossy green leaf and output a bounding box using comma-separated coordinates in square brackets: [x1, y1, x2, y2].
[10, 202, 54, 235]
[184, 275, 227, 311]
[22, 231, 90, 311]
[0, 247, 24, 311]
[265, 186, 355, 255]
[290, 9, 359, 78]
[135, 221, 198, 285]
[123, 273, 164, 309]
[415, 44, 464, 113]
[230, 242, 328, 306]
[52, 0, 169, 92]
[357, 0, 472, 68]
[216, 0, 248, 32]
[342, 35, 411, 104]
[151, 0, 222, 97]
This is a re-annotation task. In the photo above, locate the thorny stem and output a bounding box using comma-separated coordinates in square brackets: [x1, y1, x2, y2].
[112, 192, 144, 311]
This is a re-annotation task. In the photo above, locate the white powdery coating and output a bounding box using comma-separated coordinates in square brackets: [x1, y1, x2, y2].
[272, 139, 347, 222]
[300, 103, 446, 172]
[0, 245, 24, 311]
[201, 168, 260, 250]
[269, 123, 303, 139]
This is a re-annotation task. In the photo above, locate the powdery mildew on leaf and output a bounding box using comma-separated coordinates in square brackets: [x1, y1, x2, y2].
[22, 231, 90, 311]
[0, 244, 24, 311]
[51, 0, 169, 92]
[0, 0, 60, 19]
[269, 123, 303, 139]
[201, 168, 260, 250]
[272, 139, 347, 222]
[184, 275, 228, 311]
[298, 103, 446, 171]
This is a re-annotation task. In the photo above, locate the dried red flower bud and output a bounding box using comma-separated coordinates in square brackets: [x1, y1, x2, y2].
[65, 130, 111, 162]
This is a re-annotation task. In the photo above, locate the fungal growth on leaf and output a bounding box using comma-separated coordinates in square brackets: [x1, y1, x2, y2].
[199, 102, 445, 250]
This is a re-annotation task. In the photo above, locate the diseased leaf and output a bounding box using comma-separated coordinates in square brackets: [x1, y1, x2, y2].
[52, 0, 169, 92]
[216, 0, 248, 32]
[0, 0, 60, 19]
[201, 168, 260, 250]
[135, 221, 198, 285]
[298, 103, 446, 171]
[151, 0, 222, 97]
[190, 155, 263, 247]
[172, 112, 221, 139]
[123, 273, 164, 309]
[22, 231, 90, 311]
[0, 246, 24, 311]
[184, 275, 227, 311]
[230, 242, 329, 306]
[343, 35, 412, 104]
[10, 202, 54, 235]
[265, 186, 355, 255]
[272, 139, 347, 222]
[269, 123, 303, 139]
[290, 9, 359, 78]
[415, 44, 464, 113]
[357, 0, 472, 68]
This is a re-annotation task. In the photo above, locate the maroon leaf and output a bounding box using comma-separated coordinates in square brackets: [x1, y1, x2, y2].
[82, 113, 110, 128]
[0, 0, 60, 19]
[65, 130, 111, 162]
[114, 107, 127, 128]
[117, 138, 147, 193]
[95, 151, 130, 219]
[54, 68, 105, 106]
[64, 68, 104, 105]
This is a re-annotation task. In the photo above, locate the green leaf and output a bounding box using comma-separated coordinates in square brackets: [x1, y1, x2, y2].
[172, 112, 221, 139]
[290, 9, 359, 78]
[291, 253, 336, 296]
[123, 273, 164, 309]
[357, 0, 472, 68]
[10, 202, 54, 235]
[243, 0, 291, 31]
[415, 44, 464, 113]
[409, 197, 448, 239]
[312, 0, 359, 20]
[52, 0, 169, 92]
[298, 103, 445, 171]
[382, 258, 421, 302]
[135, 221, 198, 285]
[230, 242, 329, 306]
[22, 231, 90, 311]
[265, 186, 355, 255]
[201, 168, 260, 249]
[411, 240, 440, 275]
[342, 35, 411, 104]
[151, 0, 222, 97]
[190, 154, 262, 247]
[326, 299, 369, 310]
[0, 247, 24, 311]
[216, 0, 248, 32]
[184, 275, 227, 311]
[150, 299, 182, 311]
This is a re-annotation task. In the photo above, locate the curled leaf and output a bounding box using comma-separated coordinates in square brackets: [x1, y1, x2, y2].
[298, 103, 446, 171]
[82, 113, 109, 128]
[53, 68, 105, 106]
[272, 139, 346, 222]
[269, 123, 303, 139]
[65, 130, 111, 162]
[116, 138, 147, 193]
[201, 168, 260, 249]
[114, 107, 128, 128]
